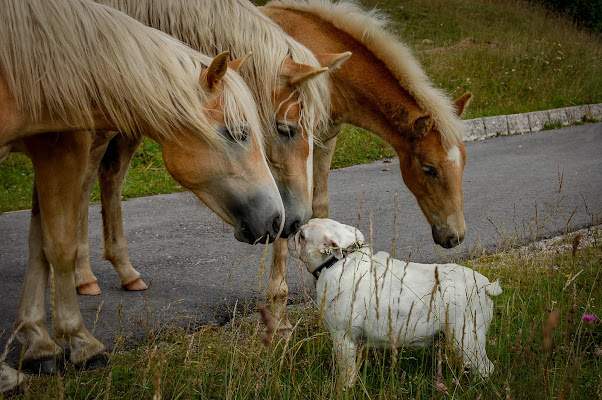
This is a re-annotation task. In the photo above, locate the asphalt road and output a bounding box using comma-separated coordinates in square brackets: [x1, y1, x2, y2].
[0, 123, 600, 364]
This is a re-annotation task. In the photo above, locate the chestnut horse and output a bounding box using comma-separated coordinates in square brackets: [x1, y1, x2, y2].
[0, 0, 283, 386]
[260, 0, 473, 331]
[69, 0, 346, 295]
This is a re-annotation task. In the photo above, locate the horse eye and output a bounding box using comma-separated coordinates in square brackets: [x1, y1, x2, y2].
[237, 125, 249, 141]
[276, 122, 298, 139]
[422, 165, 438, 178]
[219, 125, 249, 142]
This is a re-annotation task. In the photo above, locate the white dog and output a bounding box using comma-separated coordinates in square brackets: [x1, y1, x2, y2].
[288, 218, 502, 387]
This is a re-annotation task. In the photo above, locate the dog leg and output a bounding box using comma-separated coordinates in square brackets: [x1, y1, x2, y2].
[452, 316, 494, 378]
[333, 335, 358, 388]
[0, 364, 25, 393]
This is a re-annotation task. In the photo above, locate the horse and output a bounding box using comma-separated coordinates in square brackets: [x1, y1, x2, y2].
[67, 0, 347, 295]
[0, 0, 283, 383]
[259, 0, 473, 332]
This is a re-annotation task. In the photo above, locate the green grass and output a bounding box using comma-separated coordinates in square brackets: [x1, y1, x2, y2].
[0, 139, 186, 213]
[2, 0, 601, 213]
[5, 229, 600, 399]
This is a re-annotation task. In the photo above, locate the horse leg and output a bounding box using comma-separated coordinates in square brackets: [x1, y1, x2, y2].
[75, 133, 116, 295]
[0, 144, 10, 164]
[265, 133, 340, 334]
[267, 238, 292, 333]
[312, 134, 339, 218]
[98, 136, 147, 290]
[23, 133, 106, 366]
[15, 184, 64, 373]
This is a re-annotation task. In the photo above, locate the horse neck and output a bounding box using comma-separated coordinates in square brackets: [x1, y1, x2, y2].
[262, 6, 423, 147]
[327, 58, 422, 147]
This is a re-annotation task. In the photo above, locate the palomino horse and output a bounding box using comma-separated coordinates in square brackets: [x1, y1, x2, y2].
[0, 0, 283, 387]
[70, 0, 347, 295]
[259, 0, 473, 331]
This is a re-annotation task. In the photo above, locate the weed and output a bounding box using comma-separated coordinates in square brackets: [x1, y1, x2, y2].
[543, 121, 564, 130]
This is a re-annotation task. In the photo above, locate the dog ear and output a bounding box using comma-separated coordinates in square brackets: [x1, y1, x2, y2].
[320, 239, 343, 259]
[328, 240, 344, 260]
[343, 224, 365, 244]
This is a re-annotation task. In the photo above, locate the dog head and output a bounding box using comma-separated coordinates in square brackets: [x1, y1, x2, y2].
[287, 218, 364, 272]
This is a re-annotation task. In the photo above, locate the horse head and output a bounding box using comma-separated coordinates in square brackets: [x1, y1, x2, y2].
[160, 52, 285, 244]
[399, 93, 472, 248]
[263, 54, 346, 237]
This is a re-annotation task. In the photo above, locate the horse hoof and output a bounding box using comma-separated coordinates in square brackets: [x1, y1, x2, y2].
[75, 353, 109, 371]
[77, 282, 101, 296]
[123, 278, 148, 291]
[22, 355, 65, 375]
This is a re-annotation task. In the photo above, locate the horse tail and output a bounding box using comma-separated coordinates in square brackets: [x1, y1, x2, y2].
[485, 280, 503, 297]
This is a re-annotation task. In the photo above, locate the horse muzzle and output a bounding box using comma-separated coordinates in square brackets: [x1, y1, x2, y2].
[234, 212, 283, 244]
[232, 193, 285, 245]
[431, 212, 466, 249]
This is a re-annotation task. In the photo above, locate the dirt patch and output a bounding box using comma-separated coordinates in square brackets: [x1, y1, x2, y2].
[418, 37, 505, 56]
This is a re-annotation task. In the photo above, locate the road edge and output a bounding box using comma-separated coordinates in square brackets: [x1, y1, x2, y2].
[462, 103, 602, 141]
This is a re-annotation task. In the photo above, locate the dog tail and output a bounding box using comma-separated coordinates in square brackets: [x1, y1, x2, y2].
[485, 280, 503, 297]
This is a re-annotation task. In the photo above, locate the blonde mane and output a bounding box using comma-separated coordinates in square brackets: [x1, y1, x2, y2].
[99, 0, 331, 142]
[266, 0, 463, 149]
[0, 0, 262, 148]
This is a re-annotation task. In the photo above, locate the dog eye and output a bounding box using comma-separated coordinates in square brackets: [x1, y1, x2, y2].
[299, 232, 305, 241]
[422, 164, 437, 178]
[276, 122, 298, 139]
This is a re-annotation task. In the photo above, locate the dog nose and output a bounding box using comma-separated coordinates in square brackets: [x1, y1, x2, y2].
[287, 235, 296, 252]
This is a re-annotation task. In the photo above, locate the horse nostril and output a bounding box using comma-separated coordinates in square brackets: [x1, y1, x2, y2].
[445, 233, 464, 248]
[432, 225, 464, 249]
[272, 214, 282, 236]
[290, 220, 301, 233]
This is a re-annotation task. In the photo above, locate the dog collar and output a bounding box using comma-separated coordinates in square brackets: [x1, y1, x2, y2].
[312, 242, 364, 280]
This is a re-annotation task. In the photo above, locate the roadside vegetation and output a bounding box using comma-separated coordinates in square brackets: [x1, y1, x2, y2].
[1, 0, 601, 213]
[3, 226, 600, 399]
[1, 2, 601, 395]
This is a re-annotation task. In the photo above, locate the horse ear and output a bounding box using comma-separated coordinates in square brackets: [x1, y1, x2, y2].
[203, 51, 230, 92]
[454, 92, 472, 116]
[281, 56, 328, 86]
[412, 115, 434, 138]
[228, 52, 252, 72]
[314, 51, 352, 70]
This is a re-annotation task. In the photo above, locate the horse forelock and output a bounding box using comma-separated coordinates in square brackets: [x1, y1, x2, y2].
[220, 69, 266, 152]
[266, 0, 463, 150]
[0, 0, 243, 148]
[99, 0, 331, 145]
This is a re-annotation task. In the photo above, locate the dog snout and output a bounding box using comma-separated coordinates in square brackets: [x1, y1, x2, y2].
[287, 234, 297, 253]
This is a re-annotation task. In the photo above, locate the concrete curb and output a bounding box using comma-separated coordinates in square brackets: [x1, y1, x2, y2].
[462, 103, 602, 142]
